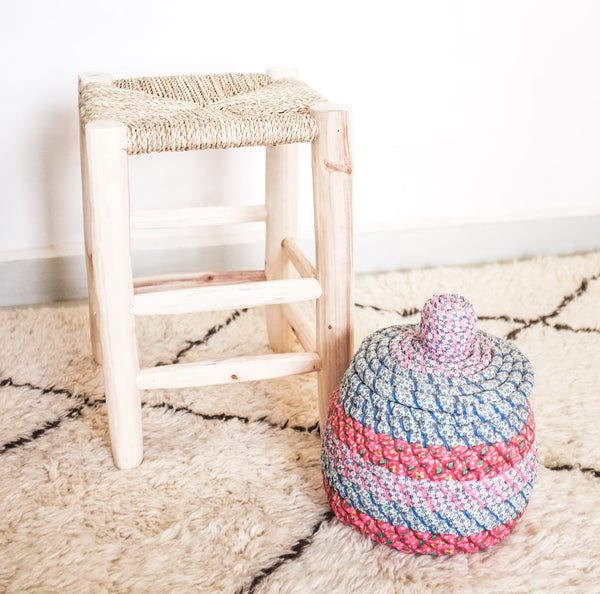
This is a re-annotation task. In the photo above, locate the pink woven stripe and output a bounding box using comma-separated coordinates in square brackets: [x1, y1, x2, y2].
[328, 389, 535, 481]
[389, 294, 489, 378]
[324, 479, 522, 555]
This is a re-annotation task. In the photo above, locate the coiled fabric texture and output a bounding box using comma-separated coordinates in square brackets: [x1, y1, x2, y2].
[322, 294, 537, 554]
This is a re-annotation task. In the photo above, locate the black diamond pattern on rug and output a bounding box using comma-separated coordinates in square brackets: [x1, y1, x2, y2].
[1, 253, 599, 592]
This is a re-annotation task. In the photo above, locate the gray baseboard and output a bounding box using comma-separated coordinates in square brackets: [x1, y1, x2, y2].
[2, 216, 599, 307]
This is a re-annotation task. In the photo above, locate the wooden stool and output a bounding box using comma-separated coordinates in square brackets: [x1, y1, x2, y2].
[78, 68, 353, 469]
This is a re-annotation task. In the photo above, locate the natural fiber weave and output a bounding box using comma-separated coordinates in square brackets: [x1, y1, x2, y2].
[79, 73, 325, 154]
[322, 294, 538, 555]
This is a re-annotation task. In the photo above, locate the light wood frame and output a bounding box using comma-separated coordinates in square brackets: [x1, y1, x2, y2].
[79, 69, 353, 468]
[84, 118, 143, 470]
[310, 103, 354, 427]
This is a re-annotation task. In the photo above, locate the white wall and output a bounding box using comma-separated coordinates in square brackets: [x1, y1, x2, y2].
[2, 1, 600, 303]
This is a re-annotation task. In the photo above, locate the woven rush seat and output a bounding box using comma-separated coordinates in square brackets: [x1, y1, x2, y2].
[79, 73, 325, 154]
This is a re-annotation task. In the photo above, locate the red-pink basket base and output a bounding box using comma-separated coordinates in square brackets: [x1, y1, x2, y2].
[324, 479, 523, 555]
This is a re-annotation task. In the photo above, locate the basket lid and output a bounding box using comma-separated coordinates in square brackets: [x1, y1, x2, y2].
[337, 293, 534, 449]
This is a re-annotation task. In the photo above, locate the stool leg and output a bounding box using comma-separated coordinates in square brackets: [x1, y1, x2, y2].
[85, 120, 143, 469]
[310, 104, 354, 430]
[79, 73, 112, 364]
[265, 143, 298, 352]
[265, 67, 300, 352]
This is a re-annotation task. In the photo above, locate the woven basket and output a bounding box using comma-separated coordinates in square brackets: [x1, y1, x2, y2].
[321, 294, 537, 555]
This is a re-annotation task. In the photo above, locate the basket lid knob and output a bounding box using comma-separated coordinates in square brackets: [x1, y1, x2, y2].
[418, 294, 477, 362]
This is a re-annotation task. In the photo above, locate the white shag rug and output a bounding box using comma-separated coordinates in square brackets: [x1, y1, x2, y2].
[1, 252, 599, 593]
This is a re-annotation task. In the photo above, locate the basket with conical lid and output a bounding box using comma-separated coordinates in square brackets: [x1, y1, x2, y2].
[321, 293, 537, 554]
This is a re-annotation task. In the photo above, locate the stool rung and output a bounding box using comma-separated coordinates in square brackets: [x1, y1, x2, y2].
[137, 352, 321, 389]
[131, 205, 267, 230]
[134, 270, 266, 294]
[282, 303, 316, 353]
[282, 237, 317, 279]
[132, 278, 322, 316]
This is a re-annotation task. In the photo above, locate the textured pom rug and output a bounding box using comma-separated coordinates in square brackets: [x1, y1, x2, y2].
[1, 251, 599, 593]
